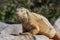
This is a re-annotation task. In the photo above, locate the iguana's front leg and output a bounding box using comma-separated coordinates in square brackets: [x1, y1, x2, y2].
[29, 24, 40, 35]
[21, 24, 40, 35]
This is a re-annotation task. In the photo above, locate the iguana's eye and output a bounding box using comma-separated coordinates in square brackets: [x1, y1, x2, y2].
[20, 7, 23, 9]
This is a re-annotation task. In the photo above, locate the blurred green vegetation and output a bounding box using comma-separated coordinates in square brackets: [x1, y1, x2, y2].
[0, 0, 60, 24]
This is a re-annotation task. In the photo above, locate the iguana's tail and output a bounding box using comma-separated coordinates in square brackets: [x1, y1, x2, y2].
[53, 33, 60, 40]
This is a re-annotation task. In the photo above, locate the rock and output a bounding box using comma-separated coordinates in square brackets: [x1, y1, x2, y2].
[0, 22, 22, 34]
[54, 17, 60, 34]
[1, 24, 22, 35]
[0, 34, 53, 40]
[0, 34, 34, 40]
[34, 35, 53, 40]
[54, 17, 60, 40]
[0, 22, 9, 33]
[0, 34, 15, 40]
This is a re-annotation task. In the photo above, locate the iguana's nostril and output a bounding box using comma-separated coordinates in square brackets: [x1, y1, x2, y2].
[21, 10, 23, 12]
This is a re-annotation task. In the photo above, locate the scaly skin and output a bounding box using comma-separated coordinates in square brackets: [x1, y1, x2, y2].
[16, 7, 60, 40]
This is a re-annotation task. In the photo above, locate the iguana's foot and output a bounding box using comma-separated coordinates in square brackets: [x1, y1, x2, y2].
[19, 32, 32, 35]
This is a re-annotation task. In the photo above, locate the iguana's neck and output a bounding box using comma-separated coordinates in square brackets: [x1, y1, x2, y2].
[21, 18, 28, 24]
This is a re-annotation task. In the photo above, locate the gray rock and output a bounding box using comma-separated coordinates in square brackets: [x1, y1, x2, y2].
[0, 22, 9, 33]
[0, 34, 53, 40]
[34, 35, 53, 40]
[0, 22, 22, 34]
[0, 34, 34, 40]
[0, 34, 15, 40]
[54, 17, 60, 34]
[0, 22, 53, 40]
[1, 24, 23, 35]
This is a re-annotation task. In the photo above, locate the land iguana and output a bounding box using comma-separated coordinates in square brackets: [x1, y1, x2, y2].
[16, 7, 60, 40]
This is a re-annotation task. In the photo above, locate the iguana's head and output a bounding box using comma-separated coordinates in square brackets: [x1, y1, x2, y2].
[16, 7, 30, 22]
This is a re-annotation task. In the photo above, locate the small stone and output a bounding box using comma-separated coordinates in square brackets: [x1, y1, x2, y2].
[34, 35, 52, 40]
